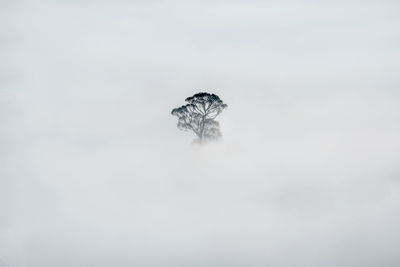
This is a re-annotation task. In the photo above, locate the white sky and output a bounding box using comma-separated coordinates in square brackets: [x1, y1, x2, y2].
[1, 1, 400, 266]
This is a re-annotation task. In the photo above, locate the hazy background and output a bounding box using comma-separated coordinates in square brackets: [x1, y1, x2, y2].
[1, 0, 400, 266]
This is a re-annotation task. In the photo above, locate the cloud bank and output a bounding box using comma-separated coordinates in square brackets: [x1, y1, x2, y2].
[1, 1, 400, 266]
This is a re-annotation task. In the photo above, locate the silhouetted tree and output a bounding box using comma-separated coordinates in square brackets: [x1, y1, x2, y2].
[171, 92, 227, 144]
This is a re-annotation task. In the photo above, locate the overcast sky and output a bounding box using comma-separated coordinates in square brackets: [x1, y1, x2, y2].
[1, 1, 400, 266]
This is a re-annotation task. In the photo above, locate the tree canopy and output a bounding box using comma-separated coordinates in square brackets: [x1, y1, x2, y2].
[171, 92, 227, 144]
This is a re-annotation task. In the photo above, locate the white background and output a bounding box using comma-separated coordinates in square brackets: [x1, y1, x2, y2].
[1, 1, 400, 266]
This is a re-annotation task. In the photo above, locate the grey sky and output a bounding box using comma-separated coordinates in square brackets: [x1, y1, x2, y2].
[1, 1, 400, 266]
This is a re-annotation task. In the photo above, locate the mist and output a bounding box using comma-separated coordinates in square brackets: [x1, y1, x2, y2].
[1, 1, 400, 266]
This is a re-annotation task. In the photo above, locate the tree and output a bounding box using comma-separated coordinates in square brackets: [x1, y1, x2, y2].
[171, 92, 227, 144]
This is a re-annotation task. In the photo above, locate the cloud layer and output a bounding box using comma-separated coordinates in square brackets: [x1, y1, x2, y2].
[1, 1, 400, 266]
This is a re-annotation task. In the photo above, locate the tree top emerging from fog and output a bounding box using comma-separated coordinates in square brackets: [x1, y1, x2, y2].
[171, 92, 227, 144]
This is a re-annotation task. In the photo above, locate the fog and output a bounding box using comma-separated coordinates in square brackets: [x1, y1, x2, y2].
[1, 1, 400, 266]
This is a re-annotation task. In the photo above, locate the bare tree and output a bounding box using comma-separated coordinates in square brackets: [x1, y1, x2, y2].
[171, 92, 228, 144]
